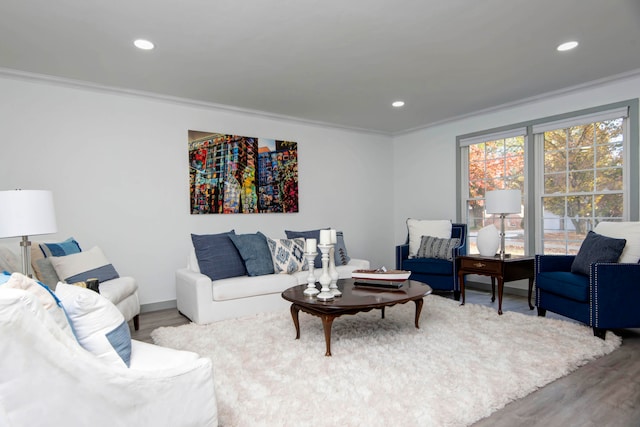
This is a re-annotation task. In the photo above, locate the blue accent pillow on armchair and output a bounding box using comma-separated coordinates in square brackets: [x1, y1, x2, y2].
[571, 231, 626, 275]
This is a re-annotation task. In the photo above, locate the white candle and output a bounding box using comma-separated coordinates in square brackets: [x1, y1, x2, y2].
[319, 230, 331, 245]
[306, 238, 317, 254]
[330, 229, 337, 244]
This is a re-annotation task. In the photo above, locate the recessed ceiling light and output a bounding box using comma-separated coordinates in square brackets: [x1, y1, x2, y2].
[392, 101, 405, 108]
[557, 41, 578, 52]
[134, 39, 155, 50]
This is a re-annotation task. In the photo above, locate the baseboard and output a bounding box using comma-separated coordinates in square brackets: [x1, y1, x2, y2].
[139, 285, 529, 314]
[140, 299, 177, 313]
[465, 280, 530, 298]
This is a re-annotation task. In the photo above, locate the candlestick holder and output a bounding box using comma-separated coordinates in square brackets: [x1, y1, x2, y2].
[316, 244, 334, 301]
[303, 252, 319, 296]
[328, 245, 341, 297]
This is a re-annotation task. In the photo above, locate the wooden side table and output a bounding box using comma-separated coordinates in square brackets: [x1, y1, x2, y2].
[457, 255, 534, 315]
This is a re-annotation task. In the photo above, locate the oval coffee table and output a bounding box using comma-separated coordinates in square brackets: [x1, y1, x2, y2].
[281, 278, 432, 356]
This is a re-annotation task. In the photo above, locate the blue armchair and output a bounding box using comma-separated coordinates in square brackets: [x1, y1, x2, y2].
[535, 254, 640, 339]
[396, 223, 467, 300]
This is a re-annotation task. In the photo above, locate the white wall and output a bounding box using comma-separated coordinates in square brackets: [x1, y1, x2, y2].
[392, 72, 640, 244]
[0, 74, 393, 307]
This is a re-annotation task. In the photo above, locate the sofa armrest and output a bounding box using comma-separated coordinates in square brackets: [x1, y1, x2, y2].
[396, 244, 409, 269]
[535, 254, 576, 273]
[590, 262, 640, 327]
[175, 268, 214, 324]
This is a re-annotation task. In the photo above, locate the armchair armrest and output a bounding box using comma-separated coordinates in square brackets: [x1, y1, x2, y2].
[535, 254, 576, 273]
[590, 262, 640, 328]
[396, 244, 409, 269]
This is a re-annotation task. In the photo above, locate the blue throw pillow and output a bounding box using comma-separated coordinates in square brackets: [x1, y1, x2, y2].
[39, 237, 82, 257]
[334, 231, 351, 266]
[229, 232, 274, 276]
[570, 231, 626, 276]
[191, 231, 247, 280]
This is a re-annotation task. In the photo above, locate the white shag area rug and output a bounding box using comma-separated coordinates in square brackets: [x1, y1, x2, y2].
[151, 295, 621, 427]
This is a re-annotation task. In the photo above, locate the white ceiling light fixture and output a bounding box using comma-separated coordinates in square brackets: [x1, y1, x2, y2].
[557, 41, 578, 52]
[134, 39, 155, 50]
[392, 101, 405, 108]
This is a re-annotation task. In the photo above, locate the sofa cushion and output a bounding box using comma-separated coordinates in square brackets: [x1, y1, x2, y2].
[56, 282, 132, 368]
[191, 231, 247, 280]
[50, 246, 120, 283]
[266, 237, 308, 273]
[229, 232, 274, 276]
[212, 273, 297, 301]
[571, 231, 626, 276]
[536, 271, 590, 303]
[406, 219, 452, 258]
[416, 236, 460, 261]
[594, 221, 640, 263]
[403, 257, 453, 276]
[98, 277, 138, 306]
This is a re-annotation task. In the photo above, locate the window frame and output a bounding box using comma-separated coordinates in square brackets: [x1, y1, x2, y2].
[456, 99, 639, 256]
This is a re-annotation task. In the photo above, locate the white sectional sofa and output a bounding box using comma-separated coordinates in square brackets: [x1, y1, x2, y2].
[176, 249, 370, 324]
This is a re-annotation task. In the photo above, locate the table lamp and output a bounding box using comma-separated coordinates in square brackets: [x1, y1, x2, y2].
[0, 190, 58, 276]
[485, 189, 521, 259]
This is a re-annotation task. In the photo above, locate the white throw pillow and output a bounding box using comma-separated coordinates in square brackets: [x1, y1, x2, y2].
[406, 219, 452, 258]
[49, 246, 120, 284]
[593, 222, 640, 263]
[55, 282, 132, 368]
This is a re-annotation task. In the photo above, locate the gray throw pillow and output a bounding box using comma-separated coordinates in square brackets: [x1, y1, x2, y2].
[229, 232, 274, 276]
[416, 236, 461, 261]
[35, 258, 61, 290]
[570, 231, 626, 276]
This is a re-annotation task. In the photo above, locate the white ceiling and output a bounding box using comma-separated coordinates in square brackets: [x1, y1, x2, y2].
[1, 0, 639, 134]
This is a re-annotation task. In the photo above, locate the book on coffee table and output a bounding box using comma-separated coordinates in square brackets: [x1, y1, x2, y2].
[351, 269, 411, 281]
[353, 279, 406, 289]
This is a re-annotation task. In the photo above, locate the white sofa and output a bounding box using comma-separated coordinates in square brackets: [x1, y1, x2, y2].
[176, 249, 370, 324]
[0, 287, 217, 427]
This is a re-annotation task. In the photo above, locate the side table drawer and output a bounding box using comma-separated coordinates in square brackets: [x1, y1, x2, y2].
[459, 258, 502, 275]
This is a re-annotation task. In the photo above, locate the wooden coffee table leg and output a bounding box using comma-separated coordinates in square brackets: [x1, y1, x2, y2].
[413, 298, 424, 328]
[321, 314, 335, 357]
[290, 304, 301, 339]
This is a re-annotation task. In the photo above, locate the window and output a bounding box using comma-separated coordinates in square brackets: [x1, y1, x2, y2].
[538, 119, 624, 254]
[460, 129, 526, 256]
[458, 100, 638, 256]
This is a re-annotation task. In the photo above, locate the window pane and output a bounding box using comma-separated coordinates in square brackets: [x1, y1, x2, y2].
[594, 193, 623, 218]
[568, 124, 594, 149]
[568, 147, 594, 168]
[596, 168, 623, 191]
[568, 171, 594, 192]
[544, 150, 566, 173]
[544, 173, 566, 193]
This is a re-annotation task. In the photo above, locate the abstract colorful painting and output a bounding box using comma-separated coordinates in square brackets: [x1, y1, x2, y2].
[188, 130, 299, 214]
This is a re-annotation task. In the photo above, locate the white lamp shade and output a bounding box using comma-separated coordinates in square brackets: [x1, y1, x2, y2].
[0, 190, 58, 238]
[485, 189, 521, 214]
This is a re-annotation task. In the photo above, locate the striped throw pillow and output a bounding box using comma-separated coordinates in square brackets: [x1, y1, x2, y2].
[416, 236, 460, 261]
